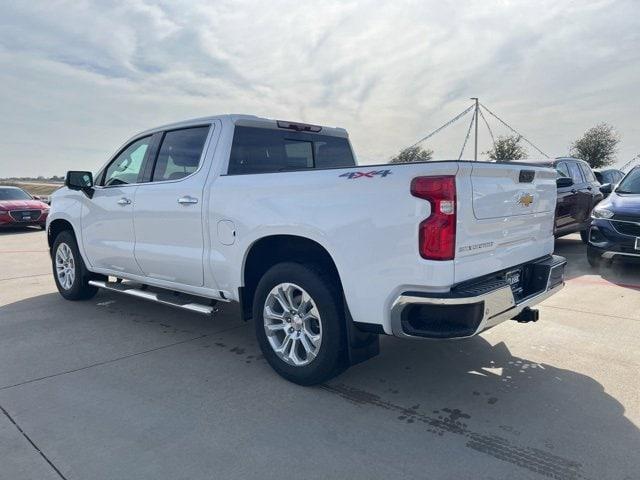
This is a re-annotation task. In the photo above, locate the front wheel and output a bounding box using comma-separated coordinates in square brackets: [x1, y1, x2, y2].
[580, 230, 589, 244]
[52, 230, 100, 300]
[587, 245, 603, 268]
[253, 262, 347, 385]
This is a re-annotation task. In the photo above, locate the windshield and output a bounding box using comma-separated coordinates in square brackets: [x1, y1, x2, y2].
[0, 187, 32, 201]
[616, 168, 640, 194]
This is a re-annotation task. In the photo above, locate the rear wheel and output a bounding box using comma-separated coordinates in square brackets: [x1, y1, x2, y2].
[253, 262, 347, 385]
[52, 230, 100, 300]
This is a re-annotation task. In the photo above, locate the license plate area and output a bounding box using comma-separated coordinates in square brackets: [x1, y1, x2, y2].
[504, 268, 523, 297]
[10, 210, 38, 222]
[451, 255, 565, 303]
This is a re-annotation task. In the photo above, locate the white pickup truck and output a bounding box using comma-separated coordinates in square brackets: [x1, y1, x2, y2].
[47, 115, 566, 384]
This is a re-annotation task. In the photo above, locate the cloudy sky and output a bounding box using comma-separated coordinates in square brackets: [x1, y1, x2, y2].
[1, 0, 639, 177]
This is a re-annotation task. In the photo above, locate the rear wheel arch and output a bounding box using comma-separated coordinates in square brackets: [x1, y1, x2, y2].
[252, 261, 347, 384]
[241, 234, 380, 378]
[240, 235, 344, 321]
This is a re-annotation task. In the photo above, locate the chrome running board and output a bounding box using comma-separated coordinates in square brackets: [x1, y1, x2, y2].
[89, 280, 215, 315]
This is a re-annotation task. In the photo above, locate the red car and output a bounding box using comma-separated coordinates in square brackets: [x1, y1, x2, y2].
[0, 186, 50, 230]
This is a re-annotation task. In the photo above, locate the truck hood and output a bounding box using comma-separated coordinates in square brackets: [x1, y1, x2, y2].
[605, 192, 640, 215]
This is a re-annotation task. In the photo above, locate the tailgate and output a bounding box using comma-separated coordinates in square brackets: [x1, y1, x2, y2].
[454, 162, 557, 284]
[471, 163, 556, 219]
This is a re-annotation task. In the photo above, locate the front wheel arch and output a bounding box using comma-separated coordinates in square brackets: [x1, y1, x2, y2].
[48, 219, 75, 251]
[51, 230, 102, 300]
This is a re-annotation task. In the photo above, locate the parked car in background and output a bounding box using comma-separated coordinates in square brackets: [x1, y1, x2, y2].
[0, 186, 49, 229]
[514, 157, 603, 243]
[588, 166, 640, 267]
[594, 169, 625, 197]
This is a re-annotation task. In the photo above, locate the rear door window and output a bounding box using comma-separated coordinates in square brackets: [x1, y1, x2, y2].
[151, 126, 210, 182]
[579, 163, 596, 182]
[567, 162, 585, 184]
[228, 126, 355, 175]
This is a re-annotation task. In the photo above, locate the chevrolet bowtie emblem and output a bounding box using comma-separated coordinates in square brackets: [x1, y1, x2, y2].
[518, 193, 534, 207]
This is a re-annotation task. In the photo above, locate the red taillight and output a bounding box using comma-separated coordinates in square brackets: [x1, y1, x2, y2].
[411, 175, 456, 261]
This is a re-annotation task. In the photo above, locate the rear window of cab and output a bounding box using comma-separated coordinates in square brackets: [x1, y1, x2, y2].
[227, 126, 355, 175]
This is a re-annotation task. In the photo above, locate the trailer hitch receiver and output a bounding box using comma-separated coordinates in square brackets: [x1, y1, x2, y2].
[512, 307, 539, 323]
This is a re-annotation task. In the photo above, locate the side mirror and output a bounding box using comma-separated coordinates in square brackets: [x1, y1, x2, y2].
[65, 171, 94, 198]
[556, 177, 573, 188]
[599, 183, 612, 195]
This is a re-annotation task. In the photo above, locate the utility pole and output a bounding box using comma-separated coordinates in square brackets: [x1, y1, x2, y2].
[471, 97, 479, 161]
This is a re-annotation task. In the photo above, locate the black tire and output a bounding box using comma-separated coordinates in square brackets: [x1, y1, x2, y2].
[580, 230, 589, 244]
[253, 262, 347, 385]
[52, 230, 100, 300]
[587, 245, 602, 268]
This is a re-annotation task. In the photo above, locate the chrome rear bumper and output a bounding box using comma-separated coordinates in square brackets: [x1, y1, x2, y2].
[390, 255, 566, 339]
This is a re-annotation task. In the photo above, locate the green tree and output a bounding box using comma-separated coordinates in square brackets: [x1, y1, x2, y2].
[390, 145, 433, 163]
[484, 135, 527, 161]
[570, 123, 620, 168]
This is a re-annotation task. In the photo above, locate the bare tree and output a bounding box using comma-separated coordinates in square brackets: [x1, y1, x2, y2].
[390, 145, 433, 163]
[484, 135, 527, 161]
[570, 123, 620, 168]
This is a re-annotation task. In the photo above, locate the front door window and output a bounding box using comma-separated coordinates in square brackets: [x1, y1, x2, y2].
[102, 137, 151, 186]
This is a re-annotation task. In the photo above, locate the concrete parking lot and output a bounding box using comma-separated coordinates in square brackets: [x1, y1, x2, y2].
[1, 229, 638, 480]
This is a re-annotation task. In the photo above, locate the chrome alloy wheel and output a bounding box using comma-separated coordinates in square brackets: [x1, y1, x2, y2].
[263, 282, 322, 367]
[55, 243, 75, 290]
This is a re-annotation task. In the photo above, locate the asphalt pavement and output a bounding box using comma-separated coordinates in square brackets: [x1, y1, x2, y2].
[1, 229, 638, 480]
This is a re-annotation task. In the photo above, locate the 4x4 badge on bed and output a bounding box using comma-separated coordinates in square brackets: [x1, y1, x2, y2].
[339, 169, 392, 179]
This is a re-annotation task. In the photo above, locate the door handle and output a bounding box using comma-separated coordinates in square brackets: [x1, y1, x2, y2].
[571, 189, 577, 194]
[177, 196, 198, 205]
[586, 186, 592, 191]
[117, 197, 132, 206]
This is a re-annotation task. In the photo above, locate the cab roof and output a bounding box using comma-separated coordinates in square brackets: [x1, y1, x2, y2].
[137, 114, 349, 138]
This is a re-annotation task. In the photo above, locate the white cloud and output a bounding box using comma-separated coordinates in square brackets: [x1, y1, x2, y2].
[0, 0, 638, 177]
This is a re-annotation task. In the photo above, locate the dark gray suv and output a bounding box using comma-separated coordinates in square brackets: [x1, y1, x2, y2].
[514, 157, 604, 243]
